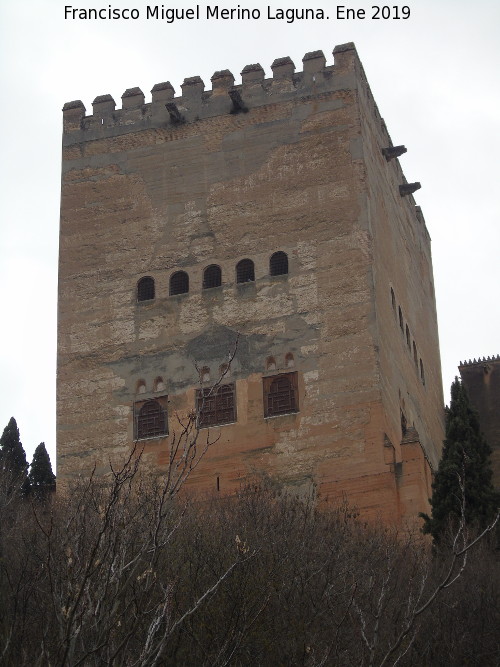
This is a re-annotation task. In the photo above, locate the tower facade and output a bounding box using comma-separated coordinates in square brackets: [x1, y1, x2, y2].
[459, 355, 500, 489]
[58, 43, 444, 523]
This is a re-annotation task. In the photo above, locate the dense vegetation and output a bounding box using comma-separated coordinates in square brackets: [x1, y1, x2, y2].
[1, 465, 498, 666]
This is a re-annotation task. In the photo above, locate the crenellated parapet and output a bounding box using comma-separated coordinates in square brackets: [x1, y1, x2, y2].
[62, 43, 359, 138]
[459, 354, 500, 367]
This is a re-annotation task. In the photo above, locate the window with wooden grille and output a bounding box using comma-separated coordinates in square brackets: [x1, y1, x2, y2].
[263, 372, 298, 418]
[137, 276, 155, 302]
[134, 397, 168, 439]
[270, 251, 288, 276]
[196, 383, 236, 427]
[203, 264, 222, 289]
[170, 271, 189, 295]
[236, 259, 255, 283]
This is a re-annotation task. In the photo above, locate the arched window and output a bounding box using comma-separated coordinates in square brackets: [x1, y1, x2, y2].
[170, 271, 189, 295]
[200, 366, 210, 383]
[236, 259, 255, 283]
[136, 399, 167, 439]
[153, 377, 165, 392]
[136, 380, 146, 394]
[219, 363, 230, 378]
[285, 353, 295, 368]
[266, 356, 276, 371]
[203, 264, 222, 289]
[197, 384, 236, 427]
[398, 306, 404, 332]
[263, 373, 298, 417]
[270, 251, 288, 276]
[137, 276, 155, 302]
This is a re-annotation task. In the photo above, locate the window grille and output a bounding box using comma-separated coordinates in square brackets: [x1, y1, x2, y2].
[236, 259, 255, 283]
[203, 264, 222, 289]
[270, 251, 288, 276]
[170, 271, 189, 295]
[137, 276, 155, 302]
[135, 398, 168, 439]
[197, 383, 236, 427]
[263, 372, 298, 418]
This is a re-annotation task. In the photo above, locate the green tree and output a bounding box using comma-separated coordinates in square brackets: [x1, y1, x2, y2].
[421, 378, 499, 543]
[0, 417, 27, 479]
[27, 442, 56, 498]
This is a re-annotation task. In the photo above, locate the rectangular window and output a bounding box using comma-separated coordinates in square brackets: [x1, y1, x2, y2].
[263, 372, 298, 418]
[133, 396, 169, 440]
[197, 383, 236, 427]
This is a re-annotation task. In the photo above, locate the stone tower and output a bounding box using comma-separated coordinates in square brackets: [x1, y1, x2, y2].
[459, 355, 500, 489]
[58, 43, 444, 523]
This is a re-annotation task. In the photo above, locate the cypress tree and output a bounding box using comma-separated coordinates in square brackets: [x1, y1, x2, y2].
[0, 417, 27, 479]
[421, 378, 499, 543]
[27, 442, 56, 498]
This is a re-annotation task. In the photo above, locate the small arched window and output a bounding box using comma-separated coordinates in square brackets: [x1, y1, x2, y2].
[266, 356, 276, 371]
[203, 264, 222, 289]
[154, 377, 165, 392]
[270, 251, 288, 276]
[285, 353, 295, 368]
[219, 363, 230, 378]
[137, 276, 155, 302]
[136, 380, 147, 394]
[136, 399, 167, 439]
[200, 366, 211, 383]
[170, 271, 189, 295]
[236, 259, 255, 283]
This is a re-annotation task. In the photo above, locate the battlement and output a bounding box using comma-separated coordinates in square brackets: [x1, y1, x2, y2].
[62, 43, 363, 137]
[459, 354, 500, 367]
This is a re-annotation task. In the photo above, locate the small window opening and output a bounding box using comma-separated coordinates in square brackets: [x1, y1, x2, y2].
[266, 356, 276, 371]
[219, 363, 230, 378]
[236, 259, 255, 283]
[203, 264, 222, 289]
[285, 353, 295, 368]
[263, 373, 298, 418]
[170, 271, 189, 295]
[154, 377, 165, 392]
[200, 366, 211, 383]
[136, 380, 147, 394]
[270, 251, 288, 276]
[137, 276, 155, 302]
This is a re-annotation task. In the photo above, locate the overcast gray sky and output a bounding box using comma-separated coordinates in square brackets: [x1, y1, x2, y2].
[0, 0, 498, 468]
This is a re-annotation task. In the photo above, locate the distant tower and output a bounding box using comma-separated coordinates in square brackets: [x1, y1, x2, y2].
[459, 355, 500, 489]
[57, 43, 444, 524]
